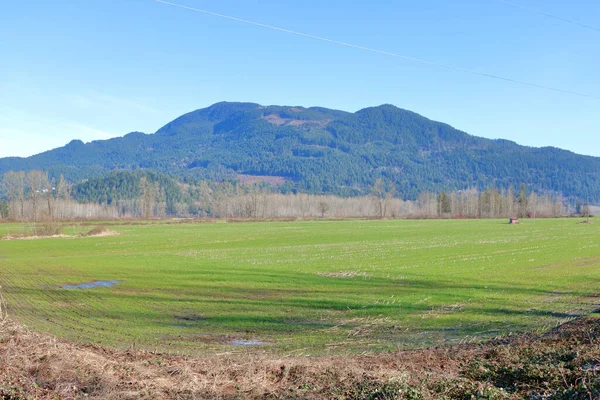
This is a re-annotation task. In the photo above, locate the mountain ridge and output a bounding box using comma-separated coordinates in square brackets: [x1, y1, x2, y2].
[1, 102, 599, 201]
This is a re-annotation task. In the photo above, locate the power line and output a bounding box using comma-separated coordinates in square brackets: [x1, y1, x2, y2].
[495, 0, 600, 33]
[153, 0, 600, 101]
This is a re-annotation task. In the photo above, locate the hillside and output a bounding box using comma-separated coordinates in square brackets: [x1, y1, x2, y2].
[1, 102, 599, 201]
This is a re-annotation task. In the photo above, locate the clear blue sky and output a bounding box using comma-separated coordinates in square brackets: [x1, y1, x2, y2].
[1, 0, 598, 158]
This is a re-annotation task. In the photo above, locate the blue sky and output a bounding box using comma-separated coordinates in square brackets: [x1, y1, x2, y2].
[1, 0, 598, 158]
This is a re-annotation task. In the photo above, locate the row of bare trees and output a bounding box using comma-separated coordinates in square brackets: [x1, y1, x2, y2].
[204, 185, 564, 219]
[167, 180, 563, 219]
[417, 186, 564, 219]
[0, 171, 567, 220]
[1, 171, 122, 225]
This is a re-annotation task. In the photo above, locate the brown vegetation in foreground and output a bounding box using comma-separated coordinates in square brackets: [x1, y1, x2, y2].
[1, 316, 599, 399]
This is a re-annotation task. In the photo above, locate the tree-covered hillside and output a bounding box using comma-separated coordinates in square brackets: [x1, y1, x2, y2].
[1, 102, 599, 201]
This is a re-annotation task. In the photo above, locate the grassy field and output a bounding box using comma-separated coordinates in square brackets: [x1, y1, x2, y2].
[0, 218, 598, 355]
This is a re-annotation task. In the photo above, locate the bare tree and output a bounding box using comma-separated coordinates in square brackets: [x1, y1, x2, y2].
[43, 175, 56, 220]
[26, 170, 49, 232]
[140, 176, 158, 219]
[584, 198, 591, 223]
[371, 179, 395, 218]
[507, 185, 515, 218]
[246, 184, 259, 218]
[55, 175, 70, 219]
[318, 201, 329, 217]
[3, 171, 26, 219]
[491, 187, 502, 218]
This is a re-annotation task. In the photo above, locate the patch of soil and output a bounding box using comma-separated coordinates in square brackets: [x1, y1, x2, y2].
[315, 271, 370, 279]
[261, 113, 289, 125]
[81, 226, 120, 237]
[237, 174, 286, 186]
[1, 234, 71, 241]
[1, 226, 120, 241]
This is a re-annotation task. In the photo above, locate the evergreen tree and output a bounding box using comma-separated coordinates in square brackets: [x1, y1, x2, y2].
[438, 192, 451, 215]
[517, 184, 529, 218]
[0, 201, 8, 219]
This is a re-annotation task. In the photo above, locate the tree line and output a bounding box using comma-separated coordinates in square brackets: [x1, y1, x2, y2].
[0, 170, 571, 221]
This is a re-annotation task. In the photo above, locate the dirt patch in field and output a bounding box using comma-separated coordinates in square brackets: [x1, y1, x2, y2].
[316, 271, 370, 279]
[80, 226, 120, 237]
[575, 256, 600, 267]
[534, 262, 562, 270]
[1, 226, 119, 241]
[1, 234, 71, 241]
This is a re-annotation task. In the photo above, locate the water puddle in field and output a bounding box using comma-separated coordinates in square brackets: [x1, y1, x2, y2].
[232, 340, 263, 346]
[62, 280, 121, 289]
[174, 313, 204, 322]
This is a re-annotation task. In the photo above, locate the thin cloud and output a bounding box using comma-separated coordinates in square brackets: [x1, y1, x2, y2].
[65, 91, 157, 113]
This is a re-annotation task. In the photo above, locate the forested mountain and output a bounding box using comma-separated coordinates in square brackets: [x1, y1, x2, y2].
[1, 102, 599, 201]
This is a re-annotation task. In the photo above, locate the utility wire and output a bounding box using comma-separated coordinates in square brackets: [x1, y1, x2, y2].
[153, 0, 599, 100]
[495, 0, 600, 33]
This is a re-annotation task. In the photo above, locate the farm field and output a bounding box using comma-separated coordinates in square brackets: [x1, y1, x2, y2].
[0, 218, 599, 356]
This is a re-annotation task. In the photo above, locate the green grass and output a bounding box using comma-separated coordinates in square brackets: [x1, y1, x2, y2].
[0, 218, 599, 355]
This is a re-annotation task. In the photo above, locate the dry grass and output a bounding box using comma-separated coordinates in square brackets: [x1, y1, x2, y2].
[1, 316, 599, 399]
[0, 318, 457, 399]
[1, 226, 120, 241]
[80, 226, 120, 237]
[1, 234, 71, 241]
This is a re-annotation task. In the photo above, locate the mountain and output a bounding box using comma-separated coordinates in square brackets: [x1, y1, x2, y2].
[1, 102, 599, 201]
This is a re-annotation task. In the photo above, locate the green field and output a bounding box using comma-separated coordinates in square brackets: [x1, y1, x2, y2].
[0, 219, 599, 355]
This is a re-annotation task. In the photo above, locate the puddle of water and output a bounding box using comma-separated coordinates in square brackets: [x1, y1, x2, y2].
[175, 314, 204, 322]
[62, 280, 121, 289]
[232, 340, 263, 346]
